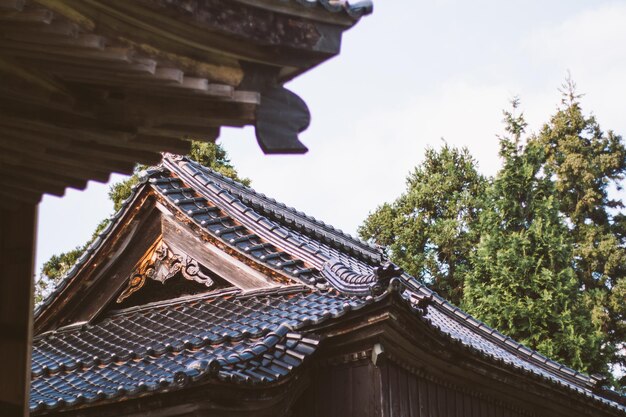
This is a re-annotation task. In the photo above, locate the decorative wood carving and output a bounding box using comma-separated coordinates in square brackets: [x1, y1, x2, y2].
[117, 238, 214, 303]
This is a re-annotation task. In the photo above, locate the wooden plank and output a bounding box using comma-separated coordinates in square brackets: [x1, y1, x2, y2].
[0, 20, 78, 37]
[0, 137, 136, 175]
[0, 0, 25, 12]
[371, 360, 383, 417]
[0, 8, 53, 24]
[122, 94, 257, 126]
[0, 41, 135, 63]
[2, 32, 105, 50]
[0, 171, 65, 196]
[334, 365, 351, 417]
[0, 149, 111, 183]
[418, 375, 429, 417]
[380, 364, 389, 417]
[408, 372, 419, 417]
[437, 384, 447, 417]
[161, 215, 278, 290]
[0, 203, 36, 417]
[0, 55, 74, 104]
[139, 126, 220, 143]
[352, 364, 371, 417]
[0, 124, 161, 164]
[0, 184, 40, 203]
[0, 164, 87, 190]
[388, 364, 402, 417]
[130, 134, 192, 155]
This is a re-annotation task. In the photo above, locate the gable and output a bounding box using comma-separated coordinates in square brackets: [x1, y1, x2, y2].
[34, 182, 299, 333]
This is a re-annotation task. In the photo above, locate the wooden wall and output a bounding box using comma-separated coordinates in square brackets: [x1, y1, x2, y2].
[292, 360, 531, 417]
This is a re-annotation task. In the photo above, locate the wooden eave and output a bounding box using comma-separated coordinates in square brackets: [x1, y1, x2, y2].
[0, 0, 367, 204]
[303, 295, 623, 417]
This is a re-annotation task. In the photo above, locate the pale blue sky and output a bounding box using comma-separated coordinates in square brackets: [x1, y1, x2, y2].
[37, 1, 626, 274]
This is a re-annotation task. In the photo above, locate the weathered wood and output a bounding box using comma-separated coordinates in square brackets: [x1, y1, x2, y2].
[0, 40, 135, 64]
[0, 138, 136, 175]
[0, 171, 66, 196]
[0, 125, 162, 164]
[66, 0, 337, 68]
[0, 20, 79, 39]
[0, 0, 24, 12]
[0, 7, 52, 24]
[34, 195, 160, 332]
[232, 0, 355, 26]
[0, 183, 41, 203]
[130, 134, 192, 155]
[0, 164, 87, 191]
[0, 148, 111, 184]
[0, 203, 36, 417]
[161, 214, 278, 291]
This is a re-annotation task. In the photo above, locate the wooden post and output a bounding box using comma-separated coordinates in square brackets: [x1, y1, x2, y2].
[0, 203, 37, 417]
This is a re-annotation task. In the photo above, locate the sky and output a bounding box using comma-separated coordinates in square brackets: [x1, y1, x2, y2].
[36, 0, 626, 274]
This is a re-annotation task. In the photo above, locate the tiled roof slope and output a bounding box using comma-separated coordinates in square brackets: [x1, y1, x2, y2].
[31, 287, 369, 413]
[32, 155, 625, 414]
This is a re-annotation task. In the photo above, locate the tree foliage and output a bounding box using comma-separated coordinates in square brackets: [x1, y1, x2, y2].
[531, 81, 626, 382]
[462, 102, 605, 374]
[36, 142, 247, 304]
[359, 145, 486, 305]
[359, 90, 625, 385]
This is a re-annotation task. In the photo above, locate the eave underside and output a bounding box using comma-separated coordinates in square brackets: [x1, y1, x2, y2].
[0, 0, 362, 205]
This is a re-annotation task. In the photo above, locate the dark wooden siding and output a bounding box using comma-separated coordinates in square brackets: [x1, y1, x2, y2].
[292, 361, 529, 417]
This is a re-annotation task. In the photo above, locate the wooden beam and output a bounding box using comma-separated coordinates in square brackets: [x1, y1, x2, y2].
[0, 8, 53, 24]
[0, 164, 87, 191]
[161, 215, 278, 291]
[0, 137, 137, 175]
[0, 0, 24, 12]
[0, 40, 135, 64]
[130, 134, 192, 154]
[0, 171, 66, 197]
[0, 184, 41, 203]
[0, 20, 79, 38]
[0, 149, 112, 183]
[0, 203, 36, 417]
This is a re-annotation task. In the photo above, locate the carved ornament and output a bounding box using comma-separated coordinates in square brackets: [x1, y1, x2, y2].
[117, 238, 214, 303]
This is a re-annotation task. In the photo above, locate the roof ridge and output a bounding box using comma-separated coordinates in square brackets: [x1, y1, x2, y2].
[170, 156, 383, 263]
[398, 275, 597, 389]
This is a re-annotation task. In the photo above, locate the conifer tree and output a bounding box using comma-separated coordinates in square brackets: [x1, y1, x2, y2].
[359, 145, 486, 305]
[462, 102, 605, 374]
[531, 81, 626, 382]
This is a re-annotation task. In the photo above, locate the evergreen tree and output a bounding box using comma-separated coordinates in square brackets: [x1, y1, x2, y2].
[359, 145, 486, 305]
[357, 89, 624, 383]
[531, 81, 626, 382]
[36, 142, 248, 304]
[462, 102, 605, 374]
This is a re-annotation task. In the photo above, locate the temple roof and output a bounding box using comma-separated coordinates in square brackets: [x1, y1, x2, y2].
[31, 155, 626, 415]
